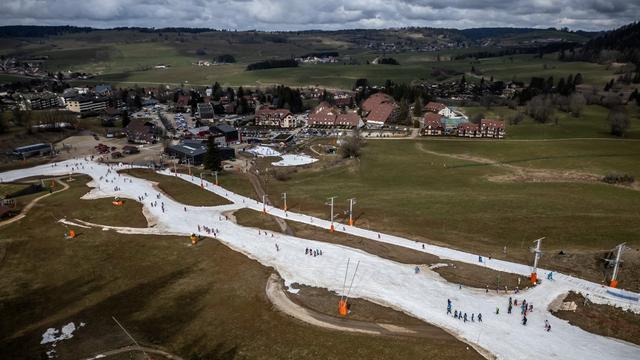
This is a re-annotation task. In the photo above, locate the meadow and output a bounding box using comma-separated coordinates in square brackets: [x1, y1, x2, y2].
[259, 139, 640, 286]
[4, 30, 620, 90]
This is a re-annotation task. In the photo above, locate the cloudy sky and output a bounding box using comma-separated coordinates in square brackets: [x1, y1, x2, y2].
[0, 0, 638, 31]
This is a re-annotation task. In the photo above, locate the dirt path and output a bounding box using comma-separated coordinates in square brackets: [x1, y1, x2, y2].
[0, 178, 70, 228]
[83, 345, 184, 360]
[266, 273, 453, 339]
[245, 168, 293, 235]
[415, 142, 639, 191]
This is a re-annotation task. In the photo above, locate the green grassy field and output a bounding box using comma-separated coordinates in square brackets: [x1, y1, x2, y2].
[461, 104, 640, 140]
[4, 30, 619, 89]
[83, 52, 619, 90]
[259, 140, 640, 285]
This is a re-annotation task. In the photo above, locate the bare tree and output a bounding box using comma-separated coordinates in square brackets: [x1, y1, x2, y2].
[568, 93, 586, 117]
[339, 128, 364, 159]
[609, 108, 630, 137]
[526, 95, 555, 123]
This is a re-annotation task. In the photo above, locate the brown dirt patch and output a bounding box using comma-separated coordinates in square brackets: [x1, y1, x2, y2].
[0, 173, 481, 360]
[552, 291, 640, 346]
[119, 169, 232, 207]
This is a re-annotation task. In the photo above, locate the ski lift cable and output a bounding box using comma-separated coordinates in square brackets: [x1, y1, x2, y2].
[345, 260, 361, 302]
[340, 258, 350, 301]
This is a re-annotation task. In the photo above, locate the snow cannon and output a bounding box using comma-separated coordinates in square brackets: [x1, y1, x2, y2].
[610, 279, 619, 288]
[530, 272, 537, 285]
[338, 299, 348, 316]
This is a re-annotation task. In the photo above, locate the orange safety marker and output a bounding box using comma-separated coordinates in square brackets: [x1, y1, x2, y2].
[191, 234, 198, 245]
[68, 229, 76, 238]
[530, 272, 537, 285]
[610, 279, 619, 288]
[330, 223, 334, 233]
[338, 299, 348, 316]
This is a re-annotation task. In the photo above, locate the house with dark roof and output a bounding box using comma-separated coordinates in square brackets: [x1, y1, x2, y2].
[124, 118, 158, 144]
[197, 103, 215, 120]
[176, 95, 190, 112]
[12, 143, 53, 159]
[165, 140, 208, 165]
[95, 84, 113, 96]
[211, 124, 239, 143]
[361, 93, 398, 127]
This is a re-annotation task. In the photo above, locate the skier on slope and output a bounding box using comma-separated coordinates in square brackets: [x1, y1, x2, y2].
[478, 313, 482, 322]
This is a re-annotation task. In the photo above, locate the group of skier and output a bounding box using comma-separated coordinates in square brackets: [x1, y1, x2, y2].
[447, 299, 483, 323]
[305, 248, 323, 257]
[198, 224, 219, 237]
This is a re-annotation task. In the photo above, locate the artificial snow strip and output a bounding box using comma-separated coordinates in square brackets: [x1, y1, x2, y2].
[3, 159, 640, 360]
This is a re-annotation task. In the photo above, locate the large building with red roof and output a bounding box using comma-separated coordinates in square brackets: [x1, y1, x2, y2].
[361, 92, 398, 127]
[308, 102, 363, 128]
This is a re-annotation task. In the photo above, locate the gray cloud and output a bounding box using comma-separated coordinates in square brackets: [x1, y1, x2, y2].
[0, 0, 637, 31]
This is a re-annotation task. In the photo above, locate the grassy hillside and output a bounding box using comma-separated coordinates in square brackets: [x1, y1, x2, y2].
[261, 140, 640, 280]
[1, 28, 621, 89]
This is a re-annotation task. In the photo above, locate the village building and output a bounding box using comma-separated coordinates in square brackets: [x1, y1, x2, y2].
[22, 92, 63, 110]
[165, 139, 235, 166]
[175, 94, 190, 112]
[361, 92, 399, 127]
[308, 102, 363, 128]
[421, 113, 444, 136]
[165, 140, 208, 165]
[480, 119, 506, 138]
[12, 143, 53, 159]
[255, 107, 295, 128]
[457, 123, 481, 138]
[95, 84, 113, 96]
[425, 101, 455, 118]
[211, 124, 239, 144]
[65, 96, 108, 116]
[197, 103, 215, 120]
[124, 118, 158, 144]
[333, 91, 354, 107]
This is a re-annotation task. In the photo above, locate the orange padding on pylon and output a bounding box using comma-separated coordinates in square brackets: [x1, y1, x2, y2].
[530, 272, 537, 284]
[610, 279, 619, 288]
[68, 230, 76, 238]
[338, 299, 348, 316]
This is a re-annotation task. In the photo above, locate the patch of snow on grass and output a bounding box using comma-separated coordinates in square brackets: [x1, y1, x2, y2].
[247, 146, 282, 157]
[272, 154, 318, 167]
[40, 322, 78, 344]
